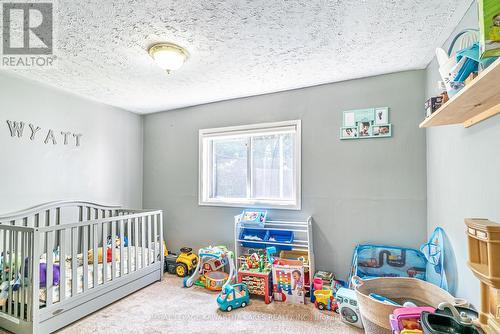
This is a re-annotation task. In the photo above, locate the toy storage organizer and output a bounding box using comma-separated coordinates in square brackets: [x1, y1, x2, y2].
[234, 215, 314, 298]
[0, 201, 163, 334]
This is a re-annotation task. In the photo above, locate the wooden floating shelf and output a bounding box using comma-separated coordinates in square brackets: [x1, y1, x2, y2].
[420, 58, 500, 128]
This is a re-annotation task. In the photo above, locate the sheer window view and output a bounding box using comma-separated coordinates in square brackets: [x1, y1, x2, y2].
[199, 121, 301, 209]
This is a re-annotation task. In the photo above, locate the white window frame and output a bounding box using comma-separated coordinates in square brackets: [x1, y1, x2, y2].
[198, 120, 301, 210]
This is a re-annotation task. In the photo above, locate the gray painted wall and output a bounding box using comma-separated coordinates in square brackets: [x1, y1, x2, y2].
[0, 72, 144, 213]
[425, 3, 499, 307]
[143, 70, 427, 280]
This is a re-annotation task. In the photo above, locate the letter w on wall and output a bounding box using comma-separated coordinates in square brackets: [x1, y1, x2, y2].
[6, 120, 25, 137]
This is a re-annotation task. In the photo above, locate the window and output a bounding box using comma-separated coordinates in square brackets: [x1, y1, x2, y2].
[199, 120, 301, 210]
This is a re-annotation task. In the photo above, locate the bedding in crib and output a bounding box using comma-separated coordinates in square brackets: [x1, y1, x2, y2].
[38, 246, 158, 305]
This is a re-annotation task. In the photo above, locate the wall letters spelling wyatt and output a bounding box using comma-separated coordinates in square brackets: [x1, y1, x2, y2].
[6, 120, 82, 147]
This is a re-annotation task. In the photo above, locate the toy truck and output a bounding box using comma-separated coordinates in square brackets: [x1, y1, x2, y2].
[163, 243, 198, 277]
[313, 289, 337, 312]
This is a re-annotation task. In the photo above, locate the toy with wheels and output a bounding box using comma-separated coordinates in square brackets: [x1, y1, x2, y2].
[217, 283, 250, 312]
[314, 289, 337, 312]
[163, 242, 198, 277]
[183, 245, 236, 293]
[175, 247, 198, 277]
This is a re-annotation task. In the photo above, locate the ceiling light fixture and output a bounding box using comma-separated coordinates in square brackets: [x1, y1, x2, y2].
[148, 42, 189, 73]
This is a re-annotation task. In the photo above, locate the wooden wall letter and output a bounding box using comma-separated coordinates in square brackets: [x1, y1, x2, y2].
[73, 133, 82, 147]
[60, 131, 71, 145]
[29, 124, 41, 140]
[6, 120, 25, 138]
[44, 129, 57, 145]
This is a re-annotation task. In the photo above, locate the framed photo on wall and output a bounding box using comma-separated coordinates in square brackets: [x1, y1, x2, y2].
[340, 107, 392, 140]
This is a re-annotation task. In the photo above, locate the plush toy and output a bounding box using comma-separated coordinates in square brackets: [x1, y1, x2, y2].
[39, 263, 60, 288]
[88, 247, 120, 264]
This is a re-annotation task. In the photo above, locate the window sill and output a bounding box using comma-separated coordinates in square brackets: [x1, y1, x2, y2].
[198, 199, 301, 211]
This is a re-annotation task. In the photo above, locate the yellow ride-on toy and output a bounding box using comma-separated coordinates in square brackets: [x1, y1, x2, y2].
[163, 243, 198, 277]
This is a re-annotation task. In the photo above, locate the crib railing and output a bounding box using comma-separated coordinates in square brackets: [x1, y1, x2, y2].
[0, 202, 163, 327]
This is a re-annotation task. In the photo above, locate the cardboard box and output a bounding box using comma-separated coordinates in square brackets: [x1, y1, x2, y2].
[272, 259, 305, 304]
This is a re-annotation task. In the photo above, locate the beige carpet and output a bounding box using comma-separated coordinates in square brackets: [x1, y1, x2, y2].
[57, 274, 364, 334]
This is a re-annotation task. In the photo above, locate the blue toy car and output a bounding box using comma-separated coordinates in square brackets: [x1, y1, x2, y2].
[217, 283, 250, 312]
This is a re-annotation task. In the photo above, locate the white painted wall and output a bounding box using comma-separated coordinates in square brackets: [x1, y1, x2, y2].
[425, 3, 499, 306]
[143, 70, 428, 280]
[0, 72, 143, 213]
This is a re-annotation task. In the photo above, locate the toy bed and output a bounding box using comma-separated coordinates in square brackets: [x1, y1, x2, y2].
[0, 201, 164, 334]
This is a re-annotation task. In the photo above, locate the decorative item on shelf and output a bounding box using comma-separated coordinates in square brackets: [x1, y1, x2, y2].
[435, 29, 481, 97]
[340, 107, 392, 140]
[425, 96, 444, 118]
[478, 0, 500, 59]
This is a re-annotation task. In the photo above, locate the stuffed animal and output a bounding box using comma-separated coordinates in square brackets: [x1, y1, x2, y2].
[87, 247, 120, 264]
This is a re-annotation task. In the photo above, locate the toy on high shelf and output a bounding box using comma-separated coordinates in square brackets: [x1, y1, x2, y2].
[183, 245, 235, 292]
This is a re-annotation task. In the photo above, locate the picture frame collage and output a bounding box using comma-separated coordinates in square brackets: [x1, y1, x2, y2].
[340, 107, 392, 140]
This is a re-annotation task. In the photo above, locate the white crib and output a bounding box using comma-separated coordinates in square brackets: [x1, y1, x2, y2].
[0, 201, 164, 334]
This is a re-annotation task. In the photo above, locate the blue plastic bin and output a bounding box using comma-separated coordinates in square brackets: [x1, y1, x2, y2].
[265, 230, 294, 250]
[239, 228, 269, 248]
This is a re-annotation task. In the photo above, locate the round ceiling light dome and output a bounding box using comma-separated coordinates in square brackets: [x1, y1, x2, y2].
[148, 42, 189, 73]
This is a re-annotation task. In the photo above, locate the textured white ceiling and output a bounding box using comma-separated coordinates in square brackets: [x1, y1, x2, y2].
[6, 0, 473, 113]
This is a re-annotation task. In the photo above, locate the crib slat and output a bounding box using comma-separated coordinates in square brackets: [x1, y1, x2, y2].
[127, 219, 132, 274]
[59, 229, 66, 302]
[26, 231, 32, 321]
[153, 214, 158, 264]
[147, 216, 150, 265]
[32, 231, 40, 323]
[111, 221, 116, 280]
[56, 207, 61, 225]
[71, 227, 77, 297]
[134, 218, 139, 271]
[46, 231, 54, 307]
[159, 213, 163, 267]
[82, 225, 88, 291]
[2, 229, 7, 313]
[102, 221, 107, 283]
[119, 219, 124, 277]
[13, 231, 19, 317]
[141, 217, 146, 268]
[8, 230, 14, 315]
[20, 231, 25, 320]
[92, 224, 98, 288]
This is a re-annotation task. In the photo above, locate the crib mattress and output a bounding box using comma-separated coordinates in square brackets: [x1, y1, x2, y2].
[39, 246, 157, 305]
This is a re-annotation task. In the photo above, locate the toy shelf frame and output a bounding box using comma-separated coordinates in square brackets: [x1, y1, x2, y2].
[234, 215, 315, 291]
